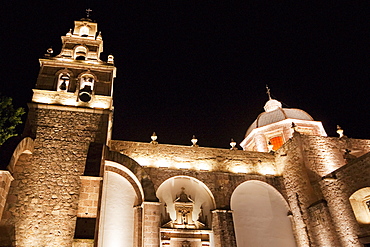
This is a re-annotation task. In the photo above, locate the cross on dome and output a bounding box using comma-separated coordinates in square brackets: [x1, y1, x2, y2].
[266, 85, 272, 100]
[263, 86, 282, 112]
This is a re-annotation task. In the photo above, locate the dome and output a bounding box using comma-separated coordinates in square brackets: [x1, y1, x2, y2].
[245, 107, 314, 137]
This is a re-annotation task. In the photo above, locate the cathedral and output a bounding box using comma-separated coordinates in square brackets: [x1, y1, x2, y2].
[0, 17, 369, 247]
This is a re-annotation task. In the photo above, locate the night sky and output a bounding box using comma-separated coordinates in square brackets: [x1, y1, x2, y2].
[1, 2, 369, 149]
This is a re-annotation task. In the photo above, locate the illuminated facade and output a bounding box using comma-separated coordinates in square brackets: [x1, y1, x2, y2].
[0, 18, 370, 247]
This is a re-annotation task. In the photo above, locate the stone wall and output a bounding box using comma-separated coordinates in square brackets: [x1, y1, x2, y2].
[77, 176, 101, 218]
[276, 133, 370, 246]
[142, 202, 161, 247]
[1, 104, 111, 247]
[276, 133, 316, 246]
[211, 210, 236, 247]
[300, 136, 370, 180]
[319, 153, 370, 246]
[0, 171, 13, 220]
[109, 141, 289, 246]
[110, 141, 277, 175]
[110, 140, 286, 210]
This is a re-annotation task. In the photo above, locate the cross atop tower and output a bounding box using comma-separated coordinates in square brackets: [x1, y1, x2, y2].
[86, 8, 92, 18]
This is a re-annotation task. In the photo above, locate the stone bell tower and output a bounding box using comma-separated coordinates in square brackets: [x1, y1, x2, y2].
[2, 17, 116, 246]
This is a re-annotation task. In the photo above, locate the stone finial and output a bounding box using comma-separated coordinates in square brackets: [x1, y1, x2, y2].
[230, 138, 237, 150]
[150, 132, 158, 144]
[44, 47, 53, 57]
[107, 54, 114, 64]
[337, 125, 344, 138]
[66, 28, 72, 37]
[97, 31, 102, 40]
[191, 135, 198, 147]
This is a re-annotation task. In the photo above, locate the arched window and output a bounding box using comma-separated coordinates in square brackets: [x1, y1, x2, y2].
[349, 187, 370, 224]
[80, 25, 89, 37]
[57, 73, 70, 92]
[74, 46, 87, 60]
[78, 74, 95, 102]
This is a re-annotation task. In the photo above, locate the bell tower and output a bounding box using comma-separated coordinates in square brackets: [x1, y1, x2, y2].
[3, 18, 116, 246]
[31, 18, 115, 114]
[26, 17, 116, 143]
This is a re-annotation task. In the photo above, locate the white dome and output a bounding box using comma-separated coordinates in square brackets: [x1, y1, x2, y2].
[245, 107, 314, 137]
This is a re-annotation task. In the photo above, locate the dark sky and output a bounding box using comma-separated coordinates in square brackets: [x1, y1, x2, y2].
[1, 2, 369, 149]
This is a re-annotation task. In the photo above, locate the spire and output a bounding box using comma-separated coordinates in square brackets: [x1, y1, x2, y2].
[263, 86, 282, 112]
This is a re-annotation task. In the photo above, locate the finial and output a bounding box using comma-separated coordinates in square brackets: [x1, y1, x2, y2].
[230, 138, 237, 150]
[47, 47, 53, 54]
[44, 47, 53, 57]
[337, 125, 344, 138]
[86, 8, 92, 18]
[191, 135, 198, 147]
[66, 28, 72, 37]
[107, 54, 114, 64]
[97, 31, 102, 40]
[150, 132, 158, 144]
[266, 85, 271, 100]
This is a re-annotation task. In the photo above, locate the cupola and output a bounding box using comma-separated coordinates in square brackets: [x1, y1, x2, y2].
[240, 89, 327, 152]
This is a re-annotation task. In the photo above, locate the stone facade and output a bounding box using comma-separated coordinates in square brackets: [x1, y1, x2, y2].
[0, 171, 13, 220]
[0, 17, 369, 247]
[0, 106, 112, 246]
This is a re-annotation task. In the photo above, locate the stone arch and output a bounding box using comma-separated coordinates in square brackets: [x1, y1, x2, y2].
[349, 187, 370, 224]
[74, 45, 88, 60]
[54, 69, 73, 92]
[104, 161, 144, 205]
[231, 180, 296, 247]
[7, 137, 34, 173]
[156, 176, 216, 229]
[105, 151, 158, 202]
[98, 161, 144, 247]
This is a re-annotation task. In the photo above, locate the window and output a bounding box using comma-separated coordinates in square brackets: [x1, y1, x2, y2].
[269, 136, 284, 150]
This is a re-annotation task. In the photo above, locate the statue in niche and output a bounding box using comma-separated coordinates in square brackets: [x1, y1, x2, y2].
[162, 187, 205, 229]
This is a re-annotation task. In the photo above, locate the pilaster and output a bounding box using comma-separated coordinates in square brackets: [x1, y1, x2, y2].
[142, 202, 161, 247]
[211, 209, 236, 247]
